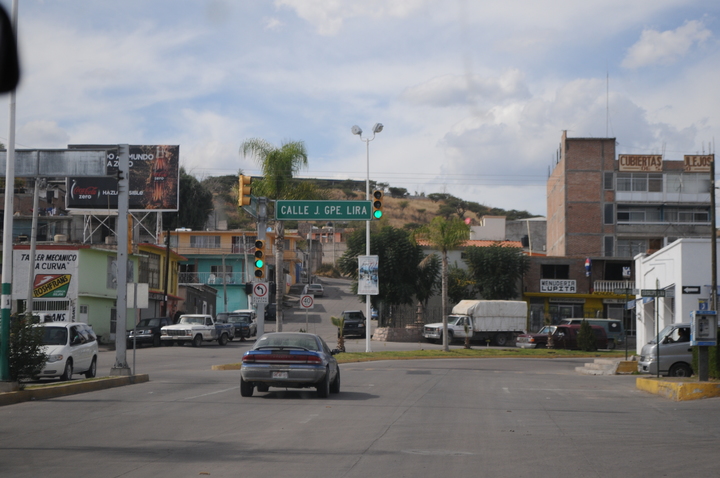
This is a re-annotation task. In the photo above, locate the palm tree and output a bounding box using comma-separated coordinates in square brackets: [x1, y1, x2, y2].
[414, 216, 470, 351]
[330, 316, 345, 352]
[240, 139, 312, 332]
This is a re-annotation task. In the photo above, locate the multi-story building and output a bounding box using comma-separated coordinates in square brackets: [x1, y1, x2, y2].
[524, 131, 712, 331]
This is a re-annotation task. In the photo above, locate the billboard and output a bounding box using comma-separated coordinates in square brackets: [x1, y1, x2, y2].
[618, 154, 663, 172]
[66, 145, 179, 211]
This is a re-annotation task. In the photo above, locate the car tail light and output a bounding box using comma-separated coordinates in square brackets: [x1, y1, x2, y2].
[244, 352, 322, 364]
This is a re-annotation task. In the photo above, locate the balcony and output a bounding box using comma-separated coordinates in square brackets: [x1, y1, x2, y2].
[179, 272, 248, 286]
[593, 280, 634, 293]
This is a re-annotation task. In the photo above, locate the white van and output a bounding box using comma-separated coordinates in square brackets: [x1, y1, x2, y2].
[638, 323, 693, 377]
[35, 322, 99, 380]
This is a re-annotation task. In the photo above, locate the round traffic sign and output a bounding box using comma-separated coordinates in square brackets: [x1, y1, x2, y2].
[300, 294, 314, 309]
[253, 282, 268, 298]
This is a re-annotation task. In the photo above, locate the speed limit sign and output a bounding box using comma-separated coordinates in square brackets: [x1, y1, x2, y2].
[300, 294, 314, 309]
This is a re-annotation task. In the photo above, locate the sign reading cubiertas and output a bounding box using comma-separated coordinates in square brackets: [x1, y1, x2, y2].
[66, 144, 180, 211]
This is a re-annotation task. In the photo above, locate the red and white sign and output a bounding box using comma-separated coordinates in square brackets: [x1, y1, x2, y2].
[300, 294, 314, 309]
[253, 282, 269, 304]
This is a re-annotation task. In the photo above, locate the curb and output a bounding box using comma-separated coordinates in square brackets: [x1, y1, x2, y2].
[0, 374, 150, 407]
[636, 377, 720, 401]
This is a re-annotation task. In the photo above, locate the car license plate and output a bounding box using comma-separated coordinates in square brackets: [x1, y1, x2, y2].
[272, 371, 288, 379]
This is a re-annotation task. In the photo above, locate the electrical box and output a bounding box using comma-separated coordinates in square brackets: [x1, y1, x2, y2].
[690, 310, 718, 347]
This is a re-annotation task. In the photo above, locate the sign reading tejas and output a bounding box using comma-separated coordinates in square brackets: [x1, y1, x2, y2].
[683, 154, 714, 173]
[66, 145, 180, 211]
[618, 154, 663, 172]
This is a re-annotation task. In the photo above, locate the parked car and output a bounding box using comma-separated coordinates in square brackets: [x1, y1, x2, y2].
[226, 310, 257, 340]
[516, 325, 556, 349]
[306, 283, 324, 296]
[240, 332, 341, 398]
[546, 324, 608, 350]
[638, 323, 694, 376]
[127, 317, 173, 348]
[560, 318, 625, 349]
[35, 322, 98, 380]
[341, 310, 366, 337]
[265, 303, 277, 321]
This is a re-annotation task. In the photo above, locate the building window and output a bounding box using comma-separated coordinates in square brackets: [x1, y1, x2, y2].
[604, 204, 614, 225]
[232, 235, 256, 253]
[190, 235, 221, 248]
[616, 239, 647, 258]
[541, 264, 569, 279]
[666, 173, 711, 194]
[604, 236, 614, 257]
[603, 172, 614, 190]
[617, 206, 709, 224]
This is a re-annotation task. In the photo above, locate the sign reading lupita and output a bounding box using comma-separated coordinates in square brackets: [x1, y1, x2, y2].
[66, 145, 180, 211]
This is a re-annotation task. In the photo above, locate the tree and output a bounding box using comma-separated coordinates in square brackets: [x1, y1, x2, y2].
[413, 217, 470, 351]
[577, 319, 597, 351]
[162, 168, 213, 230]
[415, 253, 441, 322]
[448, 264, 474, 304]
[464, 243, 529, 299]
[241, 138, 318, 332]
[338, 225, 423, 312]
[9, 315, 47, 382]
[388, 187, 408, 198]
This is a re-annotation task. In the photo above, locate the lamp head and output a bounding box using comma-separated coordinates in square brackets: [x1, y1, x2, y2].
[351, 125, 362, 135]
[372, 123, 384, 134]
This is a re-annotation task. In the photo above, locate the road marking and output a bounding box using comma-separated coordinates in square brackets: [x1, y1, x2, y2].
[503, 387, 510, 393]
[299, 414, 319, 424]
[184, 387, 237, 400]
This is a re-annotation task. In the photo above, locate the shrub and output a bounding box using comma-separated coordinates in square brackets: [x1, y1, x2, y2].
[9, 314, 47, 382]
[577, 319, 597, 351]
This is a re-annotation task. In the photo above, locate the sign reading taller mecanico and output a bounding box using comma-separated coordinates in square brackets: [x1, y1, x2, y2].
[66, 144, 180, 211]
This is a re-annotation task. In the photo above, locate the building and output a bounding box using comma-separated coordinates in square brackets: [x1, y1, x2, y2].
[164, 229, 305, 314]
[523, 132, 712, 332]
[136, 242, 186, 319]
[633, 238, 719, 354]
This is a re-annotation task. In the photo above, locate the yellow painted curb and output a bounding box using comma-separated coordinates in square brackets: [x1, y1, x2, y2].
[212, 363, 241, 371]
[0, 374, 150, 407]
[616, 361, 637, 374]
[636, 377, 720, 401]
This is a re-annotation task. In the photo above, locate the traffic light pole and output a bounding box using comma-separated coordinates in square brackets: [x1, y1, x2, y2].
[255, 197, 267, 336]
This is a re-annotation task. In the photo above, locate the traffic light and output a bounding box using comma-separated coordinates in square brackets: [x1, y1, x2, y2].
[254, 239, 266, 279]
[372, 190, 384, 219]
[238, 175, 252, 206]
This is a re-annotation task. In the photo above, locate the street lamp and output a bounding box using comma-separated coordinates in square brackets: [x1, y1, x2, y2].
[352, 123, 383, 352]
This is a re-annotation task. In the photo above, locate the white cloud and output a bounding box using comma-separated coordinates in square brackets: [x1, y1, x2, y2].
[622, 20, 712, 69]
[275, 0, 426, 35]
[401, 70, 530, 108]
[17, 120, 69, 148]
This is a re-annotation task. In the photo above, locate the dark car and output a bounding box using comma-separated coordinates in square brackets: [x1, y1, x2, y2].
[226, 312, 257, 340]
[516, 325, 556, 349]
[341, 310, 366, 338]
[240, 332, 341, 398]
[127, 317, 173, 348]
[265, 303, 277, 321]
[546, 324, 608, 350]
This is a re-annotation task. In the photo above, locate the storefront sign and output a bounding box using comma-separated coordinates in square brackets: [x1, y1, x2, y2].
[683, 155, 713, 173]
[618, 154, 663, 172]
[12, 250, 79, 298]
[540, 279, 577, 293]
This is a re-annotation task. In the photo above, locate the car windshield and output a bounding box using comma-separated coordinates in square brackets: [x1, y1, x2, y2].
[41, 327, 68, 346]
[343, 312, 364, 321]
[228, 315, 251, 323]
[538, 326, 556, 334]
[255, 333, 319, 351]
[179, 316, 204, 325]
[447, 316, 463, 326]
[650, 325, 678, 344]
[138, 318, 160, 327]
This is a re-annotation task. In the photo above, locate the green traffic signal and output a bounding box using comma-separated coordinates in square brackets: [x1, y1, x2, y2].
[373, 209, 383, 219]
[254, 258, 264, 268]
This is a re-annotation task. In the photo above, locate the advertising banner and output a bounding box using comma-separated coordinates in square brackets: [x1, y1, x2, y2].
[618, 154, 663, 172]
[358, 255, 379, 295]
[66, 145, 179, 211]
[12, 249, 79, 299]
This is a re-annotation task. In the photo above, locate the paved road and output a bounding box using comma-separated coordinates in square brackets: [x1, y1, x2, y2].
[2, 348, 720, 477]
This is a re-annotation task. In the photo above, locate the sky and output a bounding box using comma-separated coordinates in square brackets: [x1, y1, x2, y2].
[1, 0, 719, 217]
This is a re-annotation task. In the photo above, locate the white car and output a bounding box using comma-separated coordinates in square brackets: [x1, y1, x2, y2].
[36, 322, 99, 380]
[306, 283, 324, 296]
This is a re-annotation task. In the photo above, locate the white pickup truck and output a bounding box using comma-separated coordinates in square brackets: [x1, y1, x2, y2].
[160, 314, 234, 347]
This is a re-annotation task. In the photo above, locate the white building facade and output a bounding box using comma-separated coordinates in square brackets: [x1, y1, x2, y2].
[634, 238, 718, 353]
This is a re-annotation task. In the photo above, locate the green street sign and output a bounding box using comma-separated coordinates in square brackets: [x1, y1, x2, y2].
[276, 200, 372, 220]
[613, 288, 635, 295]
[641, 289, 666, 298]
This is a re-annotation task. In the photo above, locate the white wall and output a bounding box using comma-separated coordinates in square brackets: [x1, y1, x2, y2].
[634, 238, 719, 353]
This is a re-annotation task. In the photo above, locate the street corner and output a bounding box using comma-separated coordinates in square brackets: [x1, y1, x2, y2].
[636, 376, 720, 401]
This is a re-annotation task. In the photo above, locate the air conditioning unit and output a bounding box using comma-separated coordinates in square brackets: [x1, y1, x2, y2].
[54, 234, 67, 243]
[105, 236, 117, 245]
